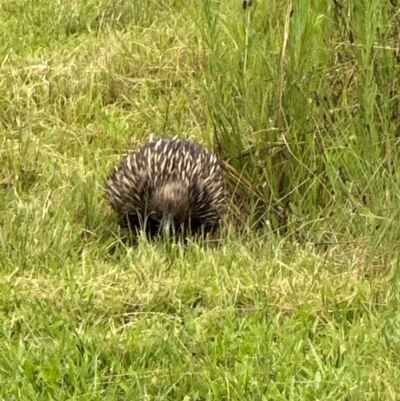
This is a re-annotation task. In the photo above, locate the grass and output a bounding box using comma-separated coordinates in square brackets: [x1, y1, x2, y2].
[1, 0, 400, 399]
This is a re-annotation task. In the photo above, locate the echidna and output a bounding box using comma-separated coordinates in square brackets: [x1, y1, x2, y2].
[106, 137, 228, 238]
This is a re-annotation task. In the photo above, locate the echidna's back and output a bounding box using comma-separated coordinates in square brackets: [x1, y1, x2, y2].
[106, 137, 228, 237]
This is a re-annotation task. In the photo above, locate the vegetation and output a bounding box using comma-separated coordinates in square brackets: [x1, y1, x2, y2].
[1, 0, 400, 399]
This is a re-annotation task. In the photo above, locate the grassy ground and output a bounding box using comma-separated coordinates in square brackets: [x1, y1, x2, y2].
[1, 0, 400, 399]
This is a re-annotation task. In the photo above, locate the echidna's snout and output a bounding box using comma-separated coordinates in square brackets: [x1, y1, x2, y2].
[158, 214, 174, 237]
[149, 181, 191, 235]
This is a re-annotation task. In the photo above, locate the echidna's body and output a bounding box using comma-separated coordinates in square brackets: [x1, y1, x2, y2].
[106, 137, 228, 238]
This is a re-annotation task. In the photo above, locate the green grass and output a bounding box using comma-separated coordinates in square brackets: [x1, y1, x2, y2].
[1, 0, 400, 399]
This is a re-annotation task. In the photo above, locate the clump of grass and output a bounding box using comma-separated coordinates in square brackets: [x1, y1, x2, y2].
[197, 0, 400, 245]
